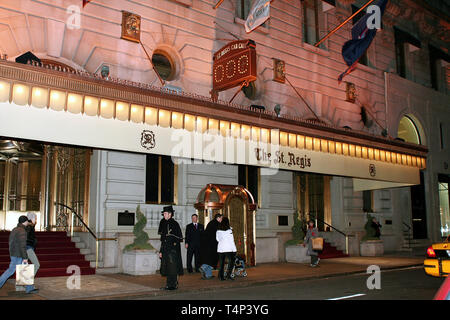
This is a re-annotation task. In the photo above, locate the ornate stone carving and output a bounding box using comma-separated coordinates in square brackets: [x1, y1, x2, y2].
[121, 11, 141, 43]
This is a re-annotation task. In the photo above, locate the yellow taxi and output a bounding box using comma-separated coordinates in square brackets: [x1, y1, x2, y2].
[424, 235, 450, 277]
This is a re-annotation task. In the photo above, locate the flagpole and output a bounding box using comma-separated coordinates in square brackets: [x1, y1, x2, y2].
[213, 0, 225, 9]
[214, 21, 240, 40]
[314, 0, 377, 48]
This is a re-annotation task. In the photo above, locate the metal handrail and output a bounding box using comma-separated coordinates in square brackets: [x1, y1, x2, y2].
[402, 222, 412, 248]
[308, 214, 353, 255]
[55, 202, 96, 239]
[54, 202, 117, 268]
[402, 222, 412, 231]
[309, 214, 349, 237]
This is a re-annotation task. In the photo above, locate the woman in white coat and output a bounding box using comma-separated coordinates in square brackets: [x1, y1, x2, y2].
[216, 217, 237, 281]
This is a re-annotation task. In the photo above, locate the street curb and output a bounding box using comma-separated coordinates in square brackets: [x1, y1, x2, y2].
[87, 263, 424, 300]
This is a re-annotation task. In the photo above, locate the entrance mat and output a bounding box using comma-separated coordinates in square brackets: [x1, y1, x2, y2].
[32, 275, 158, 300]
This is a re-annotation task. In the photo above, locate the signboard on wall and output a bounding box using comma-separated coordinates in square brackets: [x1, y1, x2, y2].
[212, 39, 257, 91]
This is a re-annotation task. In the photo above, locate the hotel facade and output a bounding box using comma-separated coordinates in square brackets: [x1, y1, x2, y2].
[0, 0, 448, 272]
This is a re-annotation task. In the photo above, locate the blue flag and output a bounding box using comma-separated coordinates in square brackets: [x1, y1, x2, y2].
[338, 0, 388, 82]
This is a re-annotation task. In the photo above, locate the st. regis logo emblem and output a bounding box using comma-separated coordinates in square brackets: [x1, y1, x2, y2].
[141, 130, 156, 150]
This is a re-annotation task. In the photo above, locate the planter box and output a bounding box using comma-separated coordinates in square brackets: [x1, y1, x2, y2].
[285, 245, 310, 263]
[122, 250, 159, 275]
[360, 240, 384, 257]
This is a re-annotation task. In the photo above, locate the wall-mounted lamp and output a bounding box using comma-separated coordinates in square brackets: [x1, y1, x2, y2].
[101, 65, 110, 79]
[274, 104, 281, 117]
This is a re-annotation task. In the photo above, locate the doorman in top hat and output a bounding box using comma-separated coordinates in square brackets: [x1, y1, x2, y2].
[185, 213, 204, 273]
[158, 205, 184, 290]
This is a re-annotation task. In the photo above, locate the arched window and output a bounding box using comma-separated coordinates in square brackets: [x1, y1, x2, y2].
[152, 50, 176, 81]
[397, 116, 421, 144]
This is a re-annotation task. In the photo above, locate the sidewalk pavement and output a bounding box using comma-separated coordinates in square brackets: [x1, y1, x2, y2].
[0, 255, 424, 300]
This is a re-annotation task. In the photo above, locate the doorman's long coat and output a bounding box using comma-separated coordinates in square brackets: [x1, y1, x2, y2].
[158, 218, 184, 276]
[199, 219, 220, 267]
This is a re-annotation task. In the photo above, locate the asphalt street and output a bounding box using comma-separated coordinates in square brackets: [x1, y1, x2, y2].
[134, 266, 444, 300]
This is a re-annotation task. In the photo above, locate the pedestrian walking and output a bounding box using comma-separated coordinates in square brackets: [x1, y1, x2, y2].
[185, 213, 204, 273]
[0, 216, 38, 294]
[304, 220, 320, 267]
[199, 213, 222, 280]
[158, 205, 184, 290]
[371, 217, 382, 238]
[16, 212, 40, 292]
[216, 217, 237, 281]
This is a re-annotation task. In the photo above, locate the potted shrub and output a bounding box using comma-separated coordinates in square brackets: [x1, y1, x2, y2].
[285, 216, 309, 263]
[122, 205, 159, 275]
[360, 213, 384, 256]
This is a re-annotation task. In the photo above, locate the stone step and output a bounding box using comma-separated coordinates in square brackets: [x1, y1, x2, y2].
[79, 248, 91, 255]
[90, 261, 104, 268]
[70, 236, 81, 243]
[95, 267, 120, 274]
[85, 254, 96, 261]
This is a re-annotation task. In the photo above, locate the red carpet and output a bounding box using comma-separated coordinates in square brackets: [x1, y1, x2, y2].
[0, 231, 96, 277]
[318, 240, 349, 259]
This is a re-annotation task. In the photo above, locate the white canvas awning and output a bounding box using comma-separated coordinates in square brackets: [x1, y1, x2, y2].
[0, 61, 427, 188]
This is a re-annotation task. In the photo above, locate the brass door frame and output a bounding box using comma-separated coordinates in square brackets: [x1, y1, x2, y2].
[224, 195, 248, 260]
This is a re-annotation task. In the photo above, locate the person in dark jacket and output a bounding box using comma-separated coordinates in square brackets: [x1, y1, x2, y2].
[303, 220, 320, 267]
[371, 218, 382, 238]
[185, 214, 204, 273]
[16, 213, 40, 292]
[199, 213, 222, 280]
[158, 205, 184, 290]
[0, 216, 38, 294]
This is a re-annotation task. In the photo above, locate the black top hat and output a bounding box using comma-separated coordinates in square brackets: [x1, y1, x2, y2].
[161, 205, 175, 215]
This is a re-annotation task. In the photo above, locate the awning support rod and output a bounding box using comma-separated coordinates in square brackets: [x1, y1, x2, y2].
[140, 41, 165, 87]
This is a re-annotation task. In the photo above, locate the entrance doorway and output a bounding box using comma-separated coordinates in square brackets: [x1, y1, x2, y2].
[411, 171, 427, 239]
[438, 174, 450, 238]
[194, 184, 257, 266]
[296, 173, 331, 231]
[0, 139, 91, 231]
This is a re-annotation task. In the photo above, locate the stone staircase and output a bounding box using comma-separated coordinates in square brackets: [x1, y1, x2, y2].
[400, 227, 430, 255]
[318, 231, 348, 259]
[69, 233, 103, 269]
[69, 232, 121, 273]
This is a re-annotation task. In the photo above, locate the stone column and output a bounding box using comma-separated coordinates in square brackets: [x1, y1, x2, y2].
[43, 145, 55, 231]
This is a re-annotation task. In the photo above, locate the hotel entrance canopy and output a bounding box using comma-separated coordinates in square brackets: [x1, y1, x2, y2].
[0, 61, 427, 190]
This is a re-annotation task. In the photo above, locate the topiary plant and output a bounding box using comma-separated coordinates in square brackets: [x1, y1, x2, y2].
[361, 213, 380, 242]
[285, 213, 306, 246]
[123, 205, 155, 252]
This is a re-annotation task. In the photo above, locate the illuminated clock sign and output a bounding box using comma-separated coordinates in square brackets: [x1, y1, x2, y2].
[212, 39, 257, 92]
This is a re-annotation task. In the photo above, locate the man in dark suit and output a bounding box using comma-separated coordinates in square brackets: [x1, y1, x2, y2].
[185, 214, 204, 273]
